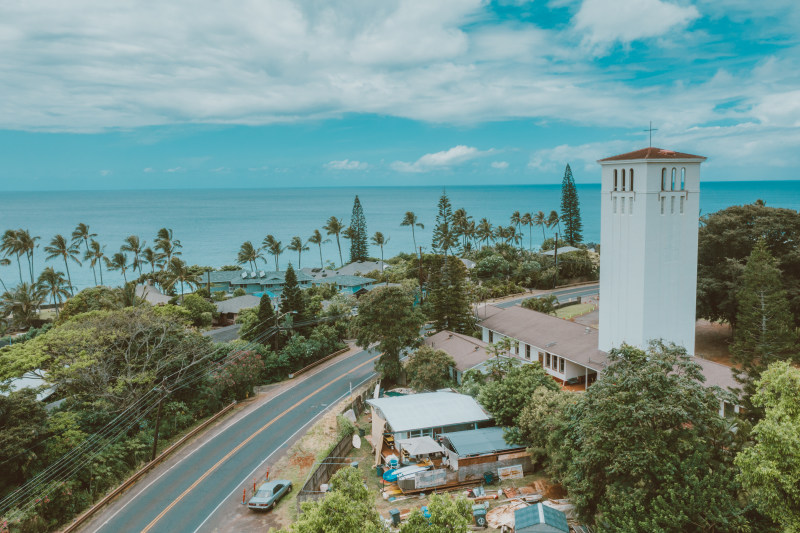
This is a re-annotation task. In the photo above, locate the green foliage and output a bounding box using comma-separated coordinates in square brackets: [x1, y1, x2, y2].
[0, 324, 51, 348]
[181, 293, 217, 327]
[477, 363, 558, 427]
[512, 260, 541, 288]
[521, 294, 558, 315]
[432, 191, 456, 256]
[0, 282, 44, 330]
[349, 195, 369, 262]
[336, 414, 356, 440]
[152, 303, 192, 325]
[400, 493, 472, 533]
[560, 163, 583, 245]
[539, 236, 568, 251]
[510, 386, 577, 468]
[211, 350, 266, 402]
[0, 390, 49, 495]
[731, 241, 798, 414]
[56, 286, 122, 324]
[697, 201, 800, 327]
[240, 294, 275, 342]
[286, 467, 382, 533]
[474, 254, 512, 280]
[405, 345, 455, 391]
[279, 264, 306, 322]
[735, 361, 800, 532]
[552, 341, 748, 532]
[352, 286, 424, 382]
[232, 287, 247, 297]
[426, 257, 474, 334]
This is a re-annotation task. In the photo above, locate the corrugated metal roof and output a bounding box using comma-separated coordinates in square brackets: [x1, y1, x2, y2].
[515, 503, 569, 532]
[215, 294, 261, 314]
[443, 427, 520, 456]
[366, 392, 491, 433]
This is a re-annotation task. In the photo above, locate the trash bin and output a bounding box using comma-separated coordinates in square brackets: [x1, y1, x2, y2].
[350, 461, 359, 469]
[389, 509, 401, 526]
[358, 427, 366, 437]
[375, 464, 383, 477]
[483, 471, 496, 484]
[473, 504, 488, 528]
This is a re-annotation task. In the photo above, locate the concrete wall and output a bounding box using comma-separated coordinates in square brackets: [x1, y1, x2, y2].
[599, 157, 701, 355]
[454, 451, 532, 482]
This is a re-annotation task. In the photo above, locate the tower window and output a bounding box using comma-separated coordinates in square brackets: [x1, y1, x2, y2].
[613, 169, 618, 191]
[681, 168, 686, 190]
[621, 168, 626, 190]
[613, 197, 617, 213]
[671, 196, 675, 214]
[661, 197, 665, 215]
[629, 169, 634, 191]
[661, 168, 667, 191]
[621, 197, 625, 214]
[671, 168, 676, 190]
[680, 196, 685, 214]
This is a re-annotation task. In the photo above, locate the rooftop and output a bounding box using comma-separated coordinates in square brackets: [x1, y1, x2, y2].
[366, 391, 492, 433]
[515, 503, 569, 533]
[302, 260, 386, 280]
[540, 246, 583, 256]
[424, 330, 492, 372]
[215, 294, 261, 314]
[209, 269, 313, 286]
[598, 147, 706, 162]
[442, 426, 522, 457]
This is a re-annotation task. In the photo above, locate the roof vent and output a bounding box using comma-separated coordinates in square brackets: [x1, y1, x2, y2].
[585, 327, 591, 334]
[240, 271, 247, 279]
[259, 271, 265, 277]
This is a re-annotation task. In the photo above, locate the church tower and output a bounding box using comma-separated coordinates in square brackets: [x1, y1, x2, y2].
[597, 147, 706, 354]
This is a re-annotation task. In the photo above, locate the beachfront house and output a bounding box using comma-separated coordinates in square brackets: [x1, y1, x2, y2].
[206, 269, 314, 298]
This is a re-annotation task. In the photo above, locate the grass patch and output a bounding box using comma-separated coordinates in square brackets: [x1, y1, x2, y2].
[555, 302, 595, 320]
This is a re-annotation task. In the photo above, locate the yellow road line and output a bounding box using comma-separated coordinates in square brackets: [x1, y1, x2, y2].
[141, 354, 378, 533]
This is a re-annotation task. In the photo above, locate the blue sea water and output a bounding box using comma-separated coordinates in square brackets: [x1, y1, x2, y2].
[1, 182, 799, 291]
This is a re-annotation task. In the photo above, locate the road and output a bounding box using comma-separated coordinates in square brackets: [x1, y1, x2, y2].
[83, 347, 378, 533]
[201, 324, 241, 343]
[493, 283, 599, 309]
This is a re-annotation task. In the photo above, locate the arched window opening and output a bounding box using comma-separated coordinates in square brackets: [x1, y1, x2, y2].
[621, 168, 626, 190]
[661, 168, 667, 191]
[613, 169, 618, 191]
[681, 167, 686, 190]
[629, 169, 634, 191]
[671, 168, 676, 190]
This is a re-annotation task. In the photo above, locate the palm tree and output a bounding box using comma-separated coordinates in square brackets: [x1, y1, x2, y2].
[547, 210, 561, 237]
[494, 225, 509, 244]
[400, 212, 424, 254]
[105, 252, 129, 283]
[72, 223, 98, 285]
[262, 235, 285, 270]
[510, 211, 523, 249]
[1, 229, 24, 283]
[237, 241, 261, 271]
[371, 232, 389, 264]
[476, 218, 493, 247]
[323, 216, 346, 267]
[0, 282, 44, 330]
[121, 235, 146, 276]
[452, 208, 472, 251]
[164, 257, 198, 300]
[0, 257, 10, 291]
[287, 236, 309, 269]
[307, 229, 330, 269]
[342, 225, 357, 255]
[141, 247, 161, 273]
[533, 211, 547, 244]
[85, 240, 107, 286]
[17, 230, 40, 284]
[521, 213, 533, 251]
[44, 234, 81, 296]
[37, 267, 69, 318]
[155, 228, 182, 268]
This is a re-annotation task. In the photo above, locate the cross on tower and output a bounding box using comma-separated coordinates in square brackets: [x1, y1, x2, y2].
[643, 121, 658, 147]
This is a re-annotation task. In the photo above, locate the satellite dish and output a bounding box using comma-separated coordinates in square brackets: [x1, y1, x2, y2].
[240, 271, 247, 278]
[352, 434, 361, 449]
[259, 271, 265, 277]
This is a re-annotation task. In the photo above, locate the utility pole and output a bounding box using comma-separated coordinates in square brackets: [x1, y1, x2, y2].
[553, 232, 559, 289]
[151, 389, 166, 461]
[418, 246, 424, 305]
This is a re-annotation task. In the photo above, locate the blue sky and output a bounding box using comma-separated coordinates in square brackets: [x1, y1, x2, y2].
[1, 0, 799, 190]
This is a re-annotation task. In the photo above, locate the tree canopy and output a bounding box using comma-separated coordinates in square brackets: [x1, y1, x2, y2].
[349, 195, 369, 262]
[477, 362, 558, 427]
[560, 163, 583, 245]
[404, 345, 455, 392]
[400, 493, 472, 533]
[426, 255, 474, 334]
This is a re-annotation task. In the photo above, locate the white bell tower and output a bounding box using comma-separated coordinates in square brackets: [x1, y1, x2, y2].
[597, 147, 706, 354]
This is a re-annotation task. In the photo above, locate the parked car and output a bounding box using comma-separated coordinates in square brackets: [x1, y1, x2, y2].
[247, 480, 292, 511]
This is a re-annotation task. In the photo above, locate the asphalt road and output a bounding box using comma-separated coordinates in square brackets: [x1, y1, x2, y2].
[493, 283, 599, 309]
[86, 347, 379, 533]
[201, 324, 241, 343]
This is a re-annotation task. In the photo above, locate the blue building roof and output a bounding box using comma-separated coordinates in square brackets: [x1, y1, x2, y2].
[515, 503, 569, 533]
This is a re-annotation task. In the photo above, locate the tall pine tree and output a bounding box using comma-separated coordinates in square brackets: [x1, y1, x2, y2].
[560, 164, 583, 245]
[731, 239, 797, 415]
[349, 195, 369, 262]
[242, 293, 275, 341]
[427, 256, 474, 334]
[432, 191, 456, 257]
[279, 263, 306, 323]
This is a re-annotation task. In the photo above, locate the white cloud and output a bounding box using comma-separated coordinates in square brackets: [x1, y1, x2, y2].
[99, 169, 111, 176]
[143, 167, 154, 173]
[529, 140, 630, 174]
[491, 161, 509, 169]
[325, 159, 369, 170]
[166, 166, 185, 173]
[210, 166, 229, 173]
[392, 145, 491, 173]
[573, 0, 700, 51]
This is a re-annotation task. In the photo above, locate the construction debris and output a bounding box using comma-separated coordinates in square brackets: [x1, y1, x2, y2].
[486, 502, 528, 530]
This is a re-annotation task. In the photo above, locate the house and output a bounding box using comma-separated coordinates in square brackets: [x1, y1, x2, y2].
[539, 246, 582, 256]
[215, 294, 261, 324]
[135, 282, 172, 305]
[439, 426, 531, 482]
[423, 331, 493, 384]
[459, 257, 476, 270]
[207, 269, 314, 297]
[514, 503, 570, 533]
[323, 274, 376, 295]
[367, 391, 493, 465]
[301, 260, 387, 281]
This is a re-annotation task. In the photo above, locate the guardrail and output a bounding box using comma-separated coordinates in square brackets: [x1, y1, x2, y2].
[60, 401, 237, 533]
[290, 346, 350, 378]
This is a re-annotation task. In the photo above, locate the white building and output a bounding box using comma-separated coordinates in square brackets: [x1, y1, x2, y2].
[597, 147, 705, 354]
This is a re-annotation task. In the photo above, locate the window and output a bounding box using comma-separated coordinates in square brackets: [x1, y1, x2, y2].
[545, 353, 551, 368]
[671, 196, 675, 214]
[661, 197, 665, 215]
[671, 168, 676, 190]
[525, 345, 531, 359]
[488, 330, 493, 343]
[621, 197, 625, 214]
[559, 358, 565, 373]
[613, 169, 618, 191]
[629, 168, 634, 191]
[613, 197, 617, 213]
[621, 168, 626, 190]
[661, 168, 667, 190]
[680, 196, 685, 214]
[538, 352, 545, 364]
[681, 167, 686, 190]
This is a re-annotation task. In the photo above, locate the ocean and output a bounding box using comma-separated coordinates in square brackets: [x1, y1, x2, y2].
[1, 182, 799, 291]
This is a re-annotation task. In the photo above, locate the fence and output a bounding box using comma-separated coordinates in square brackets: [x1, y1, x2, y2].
[295, 377, 379, 513]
